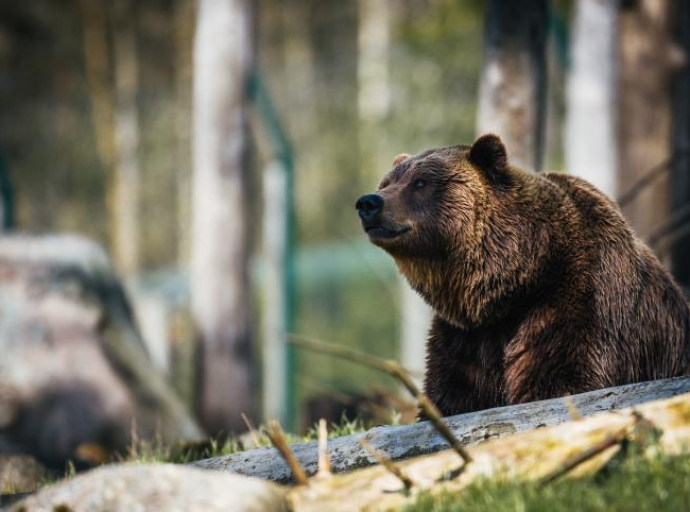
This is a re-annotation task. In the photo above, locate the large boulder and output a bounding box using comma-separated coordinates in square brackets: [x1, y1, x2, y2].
[0, 234, 202, 469]
[10, 463, 288, 512]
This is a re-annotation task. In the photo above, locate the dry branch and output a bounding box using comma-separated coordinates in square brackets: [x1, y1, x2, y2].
[288, 335, 472, 464]
[264, 421, 308, 486]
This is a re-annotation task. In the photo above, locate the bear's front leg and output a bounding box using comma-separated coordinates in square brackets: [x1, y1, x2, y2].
[502, 312, 615, 405]
[423, 315, 506, 416]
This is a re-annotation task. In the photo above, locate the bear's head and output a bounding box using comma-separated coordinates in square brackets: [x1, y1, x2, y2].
[356, 134, 542, 327]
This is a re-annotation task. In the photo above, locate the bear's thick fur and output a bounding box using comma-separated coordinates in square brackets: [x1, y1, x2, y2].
[356, 134, 690, 416]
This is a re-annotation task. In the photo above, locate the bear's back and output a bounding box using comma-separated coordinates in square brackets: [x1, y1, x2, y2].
[543, 171, 690, 380]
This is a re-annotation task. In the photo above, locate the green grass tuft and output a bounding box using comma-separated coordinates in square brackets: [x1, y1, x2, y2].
[403, 451, 690, 512]
[121, 414, 368, 465]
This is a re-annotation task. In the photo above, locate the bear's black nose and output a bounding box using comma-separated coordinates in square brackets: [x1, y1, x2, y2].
[355, 194, 384, 222]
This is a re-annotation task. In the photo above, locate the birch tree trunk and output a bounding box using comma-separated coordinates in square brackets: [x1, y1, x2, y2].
[565, 0, 619, 197]
[618, 0, 683, 246]
[355, 0, 430, 387]
[192, 0, 255, 435]
[357, 0, 391, 122]
[476, 0, 548, 171]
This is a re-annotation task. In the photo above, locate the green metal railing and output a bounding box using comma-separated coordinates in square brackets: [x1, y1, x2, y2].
[0, 149, 15, 231]
[249, 69, 297, 429]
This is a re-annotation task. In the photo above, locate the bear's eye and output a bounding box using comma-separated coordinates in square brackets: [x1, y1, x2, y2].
[413, 178, 427, 189]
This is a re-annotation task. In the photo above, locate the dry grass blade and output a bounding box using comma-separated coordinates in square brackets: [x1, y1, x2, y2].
[265, 420, 309, 486]
[317, 419, 332, 478]
[288, 334, 472, 465]
[565, 396, 583, 420]
[241, 412, 262, 447]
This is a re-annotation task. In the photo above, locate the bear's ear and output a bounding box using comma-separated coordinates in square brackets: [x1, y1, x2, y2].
[392, 153, 411, 167]
[469, 134, 508, 179]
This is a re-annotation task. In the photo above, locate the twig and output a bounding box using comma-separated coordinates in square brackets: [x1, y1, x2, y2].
[617, 157, 673, 208]
[656, 222, 690, 258]
[565, 396, 583, 420]
[540, 413, 644, 486]
[540, 428, 627, 486]
[317, 419, 332, 478]
[648, 202, 690, 247]
[241, 412, 262, 447]
[264, 420, 309, 486]
[289, 334, 473, 465]
[359, 438, 415, 493]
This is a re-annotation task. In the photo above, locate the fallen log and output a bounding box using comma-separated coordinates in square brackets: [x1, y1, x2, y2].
[287, 388, 690, 512]
[192, 375, 690, 482]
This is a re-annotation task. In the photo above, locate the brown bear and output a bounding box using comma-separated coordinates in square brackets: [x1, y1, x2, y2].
[356, 134, 690, 416]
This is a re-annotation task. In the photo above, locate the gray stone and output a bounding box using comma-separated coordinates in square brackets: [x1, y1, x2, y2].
[0, 234, 202, 468]
[10, 463, 288, 512]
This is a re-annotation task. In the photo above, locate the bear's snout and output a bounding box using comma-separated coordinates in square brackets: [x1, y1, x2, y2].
[355, 194, 384, 223]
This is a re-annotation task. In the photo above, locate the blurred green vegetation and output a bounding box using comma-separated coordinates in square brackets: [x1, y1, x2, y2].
[263, 0, 483, 426]
[0, 0, 484, 430]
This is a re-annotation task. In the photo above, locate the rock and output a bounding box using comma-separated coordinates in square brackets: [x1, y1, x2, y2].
[10, 463, 288, 512]
[0, 234, 202, 469]
[0, 455, 46, 494]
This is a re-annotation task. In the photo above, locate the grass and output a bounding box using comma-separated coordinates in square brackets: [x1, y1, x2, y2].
[122, 414, 368, 465]
[403, 450, 690, 512]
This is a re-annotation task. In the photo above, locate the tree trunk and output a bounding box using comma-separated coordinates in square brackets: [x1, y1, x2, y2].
[357, 0, 391, 122]
[476, 0, 548, 171]
[565, 0, 619, 197]
[618, 0, 683, 248]
[174, 0, 194, 268]
[111, 0, 141, 276]
[671, 0, 690, 289]
[191, 0, 255, 435]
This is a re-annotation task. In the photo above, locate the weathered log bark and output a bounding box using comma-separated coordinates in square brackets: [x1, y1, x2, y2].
[192, 376, 690, 483]
[288, 388, 690, 512]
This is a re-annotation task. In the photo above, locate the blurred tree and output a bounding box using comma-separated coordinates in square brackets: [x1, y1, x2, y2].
[565, 0, 618, 197]
[618, 0, 684, 246]
[0, 150, 12, 231]
[476, 0, 548, 171]
[112, 0, 142, 276]
[671, 0, 690, 289]
[191, 0, 256, 435]
[174, 0, 194, 267]
[357, 0, 392, 123]
[79, 0, 115, 188]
